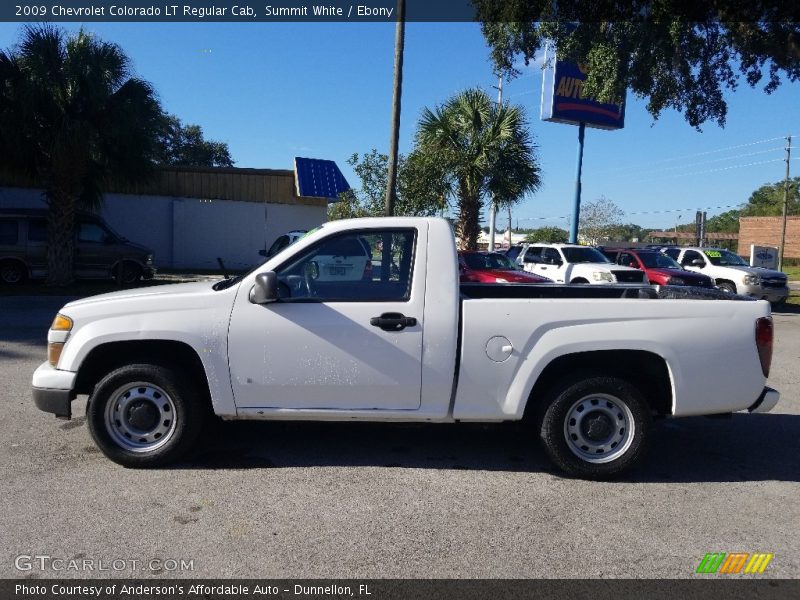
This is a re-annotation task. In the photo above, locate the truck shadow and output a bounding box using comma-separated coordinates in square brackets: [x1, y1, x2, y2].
[184, 413, 800, 483]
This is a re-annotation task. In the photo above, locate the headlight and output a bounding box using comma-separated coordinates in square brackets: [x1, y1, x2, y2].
[48, 314, 72, 367]
[743, 274, 760, 285]
[145, 254, 154, 265]
[495, 277, 508, 283]
[667, 277, 685, 285]
[592, 271, 614, 282]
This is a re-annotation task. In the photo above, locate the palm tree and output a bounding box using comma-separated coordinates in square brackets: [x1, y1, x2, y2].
[416, 88, 541, 249]
[0, 25, 163, 285]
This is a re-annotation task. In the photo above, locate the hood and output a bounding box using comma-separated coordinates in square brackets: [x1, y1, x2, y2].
[492, 270, 550, 283]
[714, 265, 786, 278]
[648, 268, 710, 281]
[119, 240, 151, 255]
[63, 280, 221, 309]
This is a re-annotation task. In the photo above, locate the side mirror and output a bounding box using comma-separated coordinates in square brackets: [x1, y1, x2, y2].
[250, 271, 279, 304]
[258, 249, 267, 257]
[691, 258, 705, 267]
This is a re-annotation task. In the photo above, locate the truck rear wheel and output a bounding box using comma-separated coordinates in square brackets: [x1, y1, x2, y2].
[87, 364, 204, 468]
[538, 374, 651, 480]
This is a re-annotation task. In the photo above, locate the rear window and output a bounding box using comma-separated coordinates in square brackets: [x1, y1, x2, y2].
[0, 219, 18, 245]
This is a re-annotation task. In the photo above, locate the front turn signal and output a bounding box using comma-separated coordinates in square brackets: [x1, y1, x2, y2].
[51, 314, 73, 331]
[48, 342, 65, 367]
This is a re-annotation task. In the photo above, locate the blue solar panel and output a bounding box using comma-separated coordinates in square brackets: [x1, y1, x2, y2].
[294, 157, 351, 200]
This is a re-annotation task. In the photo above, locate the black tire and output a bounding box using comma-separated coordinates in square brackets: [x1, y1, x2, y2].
[570, 278, 589, 284]
[537, 374, 651, 480]
[0, 259, 27, 284]
[86, 364, 205, 467]
[717, 281, 736, 294]
[116, 262, 142, 285]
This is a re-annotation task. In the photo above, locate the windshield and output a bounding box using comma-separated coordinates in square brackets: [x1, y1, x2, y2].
[561, 247, 610, 264]
[705, 249, 748, 266]
[461, 252, 520, 271]
[637, 252, 681, 269]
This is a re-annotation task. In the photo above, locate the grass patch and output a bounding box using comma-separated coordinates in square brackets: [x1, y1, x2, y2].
[782, 265, 800, 281]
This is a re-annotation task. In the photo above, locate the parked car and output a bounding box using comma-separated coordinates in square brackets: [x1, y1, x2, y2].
[259, 229, 307, 260]
[458, 251, 552, 283]
[0, 208, 154, 285]
[599, 247, 714, 287]
[33, 217, 778, 480]
[661, 246, 789, 303]
[514, 243, 647, 284]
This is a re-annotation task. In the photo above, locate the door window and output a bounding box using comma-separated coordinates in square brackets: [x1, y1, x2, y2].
[682, 250, 705, 267]
[27, 220, 47, 243]
[274, 229, 416, 302]
[542, 248, 562, 265]
[0, 220, 18, 245]
[78, 222, 113, 244]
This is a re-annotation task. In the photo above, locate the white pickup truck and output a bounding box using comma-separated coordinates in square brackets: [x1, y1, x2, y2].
[32, 217, 779, 479]
[512, 243, 647, 285]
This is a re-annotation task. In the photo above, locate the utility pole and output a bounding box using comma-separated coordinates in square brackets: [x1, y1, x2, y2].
[488, 75, 503, 251]
[384, 0, 405, 216]
[778, 135, 792, 271]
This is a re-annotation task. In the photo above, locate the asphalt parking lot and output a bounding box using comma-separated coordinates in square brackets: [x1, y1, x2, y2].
[1, 294, 798, 579]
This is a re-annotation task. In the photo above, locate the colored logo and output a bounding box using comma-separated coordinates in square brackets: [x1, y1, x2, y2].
[696, 552, 773, 574]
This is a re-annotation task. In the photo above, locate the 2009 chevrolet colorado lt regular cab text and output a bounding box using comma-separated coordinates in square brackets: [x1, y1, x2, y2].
[32, 217, 779, 479]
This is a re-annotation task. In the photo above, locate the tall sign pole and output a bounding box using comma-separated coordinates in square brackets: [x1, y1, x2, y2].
[778, 135, 792, 271]
[540, 42, 625, 244]
[569, 122, 586, 243]
[488, 75, 503, 251]
[384, 0, 405, 216]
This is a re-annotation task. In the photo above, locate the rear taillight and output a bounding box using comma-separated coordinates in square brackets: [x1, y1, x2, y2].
[755, 317, 773, 377]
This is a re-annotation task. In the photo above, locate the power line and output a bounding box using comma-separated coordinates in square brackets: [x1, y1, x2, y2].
[605, 134, 795, 174]
[623, 158, 785, 183]
[612, 146, 785, 180]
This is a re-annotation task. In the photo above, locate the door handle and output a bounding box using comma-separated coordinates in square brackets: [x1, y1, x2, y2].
[370, 312, 417, 332]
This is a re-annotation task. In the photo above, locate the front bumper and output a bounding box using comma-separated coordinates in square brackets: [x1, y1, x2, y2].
[32, 361, 77, 419]
[143, 266, 157, 280]
[741, 285, 790, 303]
[748, 386, 780, 414]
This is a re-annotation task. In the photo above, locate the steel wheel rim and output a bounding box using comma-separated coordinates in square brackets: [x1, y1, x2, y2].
[104, 382, 177, 453]
[563, 393, 635, 464]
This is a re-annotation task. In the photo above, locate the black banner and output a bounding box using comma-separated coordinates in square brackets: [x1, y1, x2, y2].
[3, 580, 800, 600]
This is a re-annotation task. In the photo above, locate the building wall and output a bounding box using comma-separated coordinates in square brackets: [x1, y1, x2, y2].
[0, 186, 327, 270]
[738, 216, 800, 260]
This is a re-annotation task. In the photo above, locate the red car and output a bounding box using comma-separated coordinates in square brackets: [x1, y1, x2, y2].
[600, 248, 714, 287]
[458, 251, 552, 283]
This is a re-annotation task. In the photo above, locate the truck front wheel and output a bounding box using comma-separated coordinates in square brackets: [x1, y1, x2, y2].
[87, 364, 205, 468]
[538, 375, 651, 480]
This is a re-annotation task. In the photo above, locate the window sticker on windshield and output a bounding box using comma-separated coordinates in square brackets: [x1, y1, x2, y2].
[705, 251, 721, 257]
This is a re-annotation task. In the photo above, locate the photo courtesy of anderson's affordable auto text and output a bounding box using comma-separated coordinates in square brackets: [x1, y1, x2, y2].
[1, 1, 799, 599]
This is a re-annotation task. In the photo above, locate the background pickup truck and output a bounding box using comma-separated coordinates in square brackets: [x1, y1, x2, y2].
[32, 217, 779, 479]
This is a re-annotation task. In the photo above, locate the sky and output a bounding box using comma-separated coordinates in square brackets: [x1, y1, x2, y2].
[1, 21, 798, 231]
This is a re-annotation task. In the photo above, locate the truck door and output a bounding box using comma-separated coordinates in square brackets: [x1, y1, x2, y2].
[539, 247, 566, 282]
[227, 227, 425, 410]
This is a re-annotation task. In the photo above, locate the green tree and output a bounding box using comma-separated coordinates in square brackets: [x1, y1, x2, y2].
[524, 226, 568, 243]
[0, 25, 163, 285]
[741, 177, 800, 216]
[579, 196, 625, 245]
[607, 222, 650, 242]
[415, 88, 541, 249]
[705, 209, 742, 233]
[329, 149, 448, 220]
[474, 3, 800, 128]
[156, 114, 234, 167]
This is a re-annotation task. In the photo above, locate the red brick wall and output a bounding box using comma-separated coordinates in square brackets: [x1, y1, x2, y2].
[738, 216, 800, 259]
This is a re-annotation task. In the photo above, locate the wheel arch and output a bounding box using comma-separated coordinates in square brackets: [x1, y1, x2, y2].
[523, 350, 673, 420]
[0, 256, 30, 280]
[74, 339, 210, 402]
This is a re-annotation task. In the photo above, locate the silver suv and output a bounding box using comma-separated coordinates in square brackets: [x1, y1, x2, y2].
[662, 246, 789, 303]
